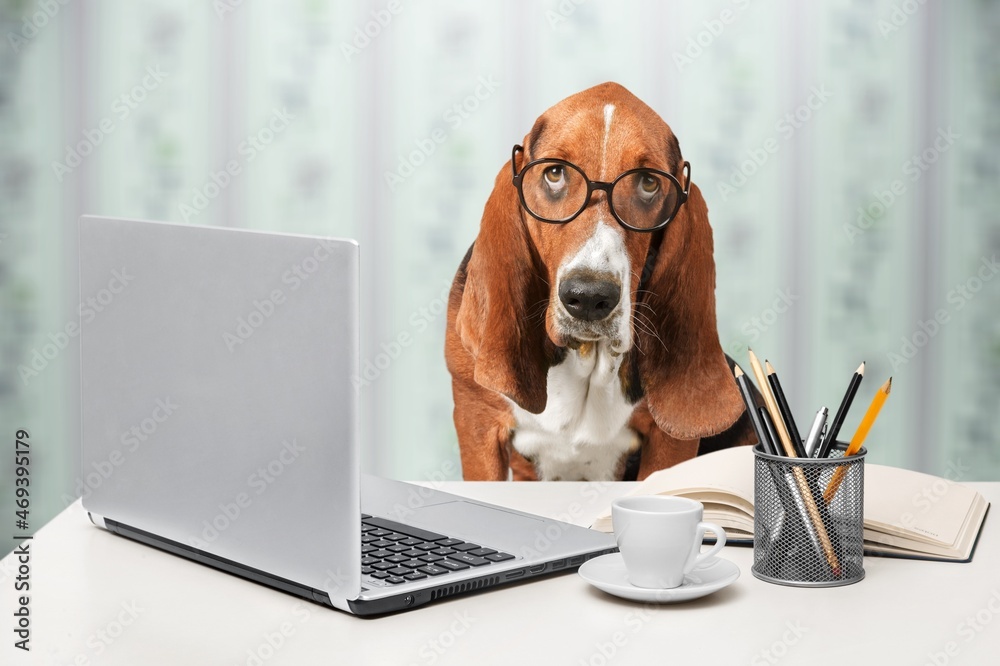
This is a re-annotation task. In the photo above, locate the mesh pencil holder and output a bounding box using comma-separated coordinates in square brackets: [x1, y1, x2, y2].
[752, 444, 866, 587]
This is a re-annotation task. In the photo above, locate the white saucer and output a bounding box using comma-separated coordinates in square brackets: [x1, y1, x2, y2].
[578, 553, 740, 603]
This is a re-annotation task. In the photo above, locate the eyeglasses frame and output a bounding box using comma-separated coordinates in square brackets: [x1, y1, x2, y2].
[510, 144, 691, 232]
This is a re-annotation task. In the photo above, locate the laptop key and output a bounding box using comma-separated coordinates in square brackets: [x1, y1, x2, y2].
[369, 529, 391, 537]
[387, 544, 410, 553]
[361, 535, 379, 544]
[361, 557, 378, 566]
[448, 553, 490, 567]
[418, 554, 444, 563]
[372, 562, 396, 571]
[361, 566, 375, 575]
[401, 549, 425, 558]
[469, 548, 497, 557]
[370, 539, 394, 548]
[431, 547, 456, 556]
[401, 560, 425, 569]
[404, 572, 427, 580]
[386, 554, 409, 564]
[437, 560, 470, 572]
[371, 571, 391, 579]
[363, 517, 448, 543]
[388, 567, 411, 576]
[385, 533, 409, 541]
[361, 524, 376, 532]
[399, 538, 422, 547]
[362, 513, 372, 519]
[451, 542, 481, 552]
[370, 549, 393, 559]
[361, 545, 377, 554]
[418, 565, 449, 576]
[415, 542, 440, 551]
[485, 552, 515, 562]
[386, 576, 406, 585]
[436, 538, 465, 547]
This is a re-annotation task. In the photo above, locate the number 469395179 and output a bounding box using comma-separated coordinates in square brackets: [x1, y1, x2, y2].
[14, 429, 30, 530]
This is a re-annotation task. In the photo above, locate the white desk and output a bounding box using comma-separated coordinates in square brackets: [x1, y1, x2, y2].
[2, 482, 998, 666]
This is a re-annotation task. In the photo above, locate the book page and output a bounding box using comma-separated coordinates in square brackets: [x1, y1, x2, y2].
[864, 495, 987, 561]
[863, 464, 980, 547]
[628, 446, 754, 500]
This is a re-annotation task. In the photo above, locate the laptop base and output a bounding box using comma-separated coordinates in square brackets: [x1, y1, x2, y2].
[90, 511, 616, 615]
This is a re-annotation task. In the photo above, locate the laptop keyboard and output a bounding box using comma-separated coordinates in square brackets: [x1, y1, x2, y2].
[361, 514, 515, 586]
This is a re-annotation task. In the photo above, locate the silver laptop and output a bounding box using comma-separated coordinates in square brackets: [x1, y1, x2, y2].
[78, 216, 616, 615]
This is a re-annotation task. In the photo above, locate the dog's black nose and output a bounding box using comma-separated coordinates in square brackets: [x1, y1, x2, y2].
[558, 275, 621, 321]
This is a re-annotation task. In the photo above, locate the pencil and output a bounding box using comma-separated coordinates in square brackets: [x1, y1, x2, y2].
[818, 362, 865, 458]
[823, 377, 892, 504]
[766, 360, 806, 457]
[748, 349, 841, 575]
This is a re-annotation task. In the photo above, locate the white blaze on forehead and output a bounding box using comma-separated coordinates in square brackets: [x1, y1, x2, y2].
[601, 104, 615, 180]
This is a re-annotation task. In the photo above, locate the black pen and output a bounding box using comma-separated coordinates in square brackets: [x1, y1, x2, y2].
[765, 360, 806, 457]
[818, 362, 865, 458]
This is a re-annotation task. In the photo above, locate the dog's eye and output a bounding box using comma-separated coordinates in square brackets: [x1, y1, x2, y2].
[543, 165, 566, 189]
[638, 174, 660, 198]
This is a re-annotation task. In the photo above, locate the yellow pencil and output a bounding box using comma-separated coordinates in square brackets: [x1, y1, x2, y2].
[748, 349, 841, 576]
[823, 377, 892, 504]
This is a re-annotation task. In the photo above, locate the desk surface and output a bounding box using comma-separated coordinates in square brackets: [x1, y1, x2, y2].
[2, 481, 999, 666]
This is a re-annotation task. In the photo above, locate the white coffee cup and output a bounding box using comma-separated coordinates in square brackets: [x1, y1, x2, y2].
[612, 496, 727, 589]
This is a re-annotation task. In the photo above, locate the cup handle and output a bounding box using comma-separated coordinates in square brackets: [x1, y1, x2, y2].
[685, 522, 727, 573]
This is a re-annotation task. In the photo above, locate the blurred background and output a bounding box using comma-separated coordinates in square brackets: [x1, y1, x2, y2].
[1, 0, 998, 557]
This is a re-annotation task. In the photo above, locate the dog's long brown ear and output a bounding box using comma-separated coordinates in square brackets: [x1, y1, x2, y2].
[455, 162, 550, 414]
[635, 182, 744, 439]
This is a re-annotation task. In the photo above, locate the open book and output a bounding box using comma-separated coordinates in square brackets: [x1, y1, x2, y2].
[592, 446, 990, 562]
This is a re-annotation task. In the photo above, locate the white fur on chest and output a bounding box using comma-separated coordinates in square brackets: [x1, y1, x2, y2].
[509, 343, 638, 481]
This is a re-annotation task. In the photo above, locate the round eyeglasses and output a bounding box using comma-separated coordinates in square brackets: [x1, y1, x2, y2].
[510, 144, 691, 232]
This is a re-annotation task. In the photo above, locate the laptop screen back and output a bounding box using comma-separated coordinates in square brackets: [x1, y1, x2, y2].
[79, 217, 360, 605]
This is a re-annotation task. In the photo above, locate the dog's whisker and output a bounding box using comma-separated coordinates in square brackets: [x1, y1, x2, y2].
[632, 302, 657, 315]
[630, 318, 653, 346]
[526, 298, 550, 322]
[528, 298, 549, 311]
[633, 311, 667, 353]
[635, 313, 660, 340]
[633, 304, 663, 333]
[632, 296, 659, 313]
[527, 301, 545, 315]
[632, 322, 655, 346]
[630, 324, 649, 355]
[632, 309, 655, 330]
[632, 336, 647, 355]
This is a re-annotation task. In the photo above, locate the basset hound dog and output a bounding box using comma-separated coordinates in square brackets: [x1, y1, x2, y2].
[445, 82, 756, 482]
